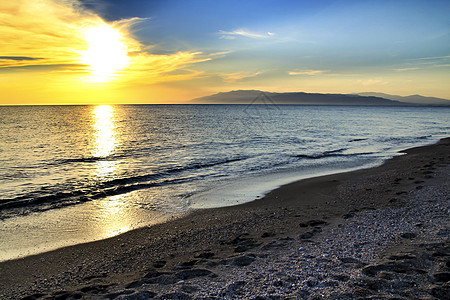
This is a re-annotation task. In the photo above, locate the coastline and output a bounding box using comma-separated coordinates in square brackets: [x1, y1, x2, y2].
[1, 137, 449, 299]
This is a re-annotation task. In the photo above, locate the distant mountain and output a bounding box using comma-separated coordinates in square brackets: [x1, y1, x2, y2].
[357, 92, 450, 106]
[190, 90, 409, 106]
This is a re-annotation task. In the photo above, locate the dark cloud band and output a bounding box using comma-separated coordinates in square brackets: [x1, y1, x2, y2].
[0, 56, 43, 61]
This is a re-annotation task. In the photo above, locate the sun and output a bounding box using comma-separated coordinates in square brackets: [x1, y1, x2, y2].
[81, 25, 129, 82]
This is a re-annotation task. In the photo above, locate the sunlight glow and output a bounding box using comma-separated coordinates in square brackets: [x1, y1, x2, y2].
[92, 105, 118, 179]
[98, 195, 131, 238]
[93, 105, 117, 158]
[81, 25, 129, 82]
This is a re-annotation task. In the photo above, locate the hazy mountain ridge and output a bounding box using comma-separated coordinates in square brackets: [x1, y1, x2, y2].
[357, 92, 450, 106]
[190, 90, 450, 106]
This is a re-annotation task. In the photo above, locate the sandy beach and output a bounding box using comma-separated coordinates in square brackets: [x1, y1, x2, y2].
[1, 138, 449, 299]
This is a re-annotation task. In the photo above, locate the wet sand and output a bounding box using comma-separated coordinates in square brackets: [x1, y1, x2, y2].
[1, 138, 449, 299]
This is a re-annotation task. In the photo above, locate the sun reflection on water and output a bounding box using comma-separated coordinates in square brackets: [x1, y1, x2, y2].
[93, 105, 116, 158]
[97, 194, 131, 238]
[92, 105, 119, 179]
[91, 106, 131, 237]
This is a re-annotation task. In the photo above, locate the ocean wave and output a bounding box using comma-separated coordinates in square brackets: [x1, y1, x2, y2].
[50, 154, 130, 166]
[0, 156, 244, 215]
[377, 135, 431, 144]
[348, 138, 368, 142]
[295, 148, 374, 159]
[295, 148, 346, 159]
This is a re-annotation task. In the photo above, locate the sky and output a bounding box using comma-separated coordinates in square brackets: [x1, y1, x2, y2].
[1, 0, 449, 104]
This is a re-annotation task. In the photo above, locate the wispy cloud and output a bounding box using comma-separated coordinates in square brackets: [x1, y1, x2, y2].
[357, 79, 388, 86]
[0, 0, 218, 84]
[404, 55, 450, 68]
[0, 64, 86, 73]
[0, 56, 43, 61]
[394, 67, 420, 72]
[394, 55, 450, 71]
[124, 51, 213, 84]
[0, 0, 90, 70]
[288, 69, 328, 76]
[412, 55, 450, 61]
[0, 56, 45, 69]
[219, 29, 274, 39]
[218, 71, 263, 82]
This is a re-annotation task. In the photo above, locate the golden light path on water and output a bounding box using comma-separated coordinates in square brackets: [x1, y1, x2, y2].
[91, 105, 131, 238]
[1, 106, 186, 262]
[93, 105, 117, 159]
[93, 105, 118, 182]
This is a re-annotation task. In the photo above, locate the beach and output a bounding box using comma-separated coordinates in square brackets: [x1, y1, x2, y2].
[1, 137, 449, 299]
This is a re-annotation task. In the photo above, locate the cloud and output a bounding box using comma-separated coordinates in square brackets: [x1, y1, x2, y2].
[0, 56, 43, 61]
[404, 55, 450, 68]
[0, 56, 46, 69]
[0, 0, 217, 84]
[394, 67, 419, 72]
[288, 69, 328, 76]
[219, 29, 274, 39]
[412, 55, 450, 61]
[123, 51, 213, 84]
[0, 0, 102, 72]
[218, 71, 263, 83]
[0, 64, 86, 73]
[393, 55, 450, 72]
[357, 79, 388, 86]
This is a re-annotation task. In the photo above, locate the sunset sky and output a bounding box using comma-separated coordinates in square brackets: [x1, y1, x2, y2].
[1, 0, 449, 104]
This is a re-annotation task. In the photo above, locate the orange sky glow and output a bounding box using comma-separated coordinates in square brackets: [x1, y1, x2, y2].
[1, 0, 449, 104]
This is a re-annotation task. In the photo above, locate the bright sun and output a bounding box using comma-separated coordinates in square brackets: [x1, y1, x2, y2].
[81, 25, 129, 82]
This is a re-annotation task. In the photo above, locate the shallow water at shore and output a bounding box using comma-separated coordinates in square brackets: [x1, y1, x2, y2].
[0, 105, 449, 261]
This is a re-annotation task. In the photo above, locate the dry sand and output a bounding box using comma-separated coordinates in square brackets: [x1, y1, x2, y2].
[0, 138, 449, 299]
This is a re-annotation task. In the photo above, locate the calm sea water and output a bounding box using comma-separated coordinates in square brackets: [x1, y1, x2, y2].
[0, 104, 449, 260]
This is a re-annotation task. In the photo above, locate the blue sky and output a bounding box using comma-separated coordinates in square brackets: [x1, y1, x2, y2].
[80, 0, 449, 55]
[79, 0, 450, 98]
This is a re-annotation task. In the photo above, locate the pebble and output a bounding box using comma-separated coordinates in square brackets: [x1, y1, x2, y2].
[11, 158, 450, 300]
[169, 169, 450, 299]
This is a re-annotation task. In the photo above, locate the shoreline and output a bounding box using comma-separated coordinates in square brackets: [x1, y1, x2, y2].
[0, 145, 386, 262]
[1, 137, 449, 299]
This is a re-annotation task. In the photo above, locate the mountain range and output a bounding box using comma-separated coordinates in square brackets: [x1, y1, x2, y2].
[189, 90, 450, 106]
[356, 92, 450, 106]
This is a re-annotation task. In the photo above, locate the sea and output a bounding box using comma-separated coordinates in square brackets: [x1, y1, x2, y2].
[0, 104, 449, 261]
